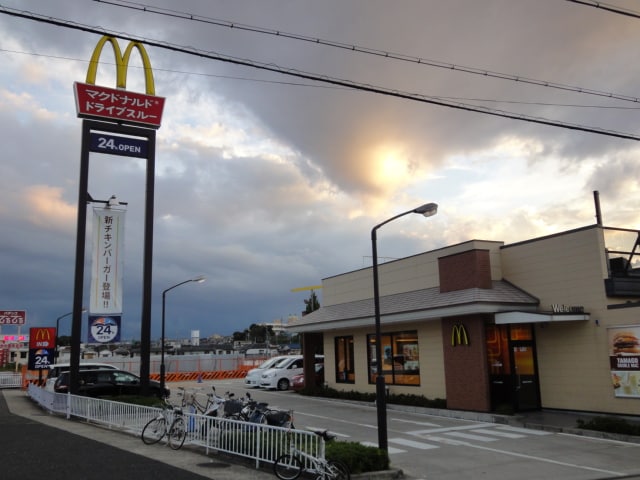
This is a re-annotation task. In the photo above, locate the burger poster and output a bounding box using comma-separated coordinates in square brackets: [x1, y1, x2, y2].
[608, 326, 640, 398]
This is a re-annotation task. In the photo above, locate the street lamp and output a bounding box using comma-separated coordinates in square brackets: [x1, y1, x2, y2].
[371, 202, 438, 452]
[160, 275, 206, 391]
[55, 308, 86, 359]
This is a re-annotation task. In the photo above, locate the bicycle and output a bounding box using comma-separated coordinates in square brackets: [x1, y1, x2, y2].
[273, 429, 350, 480]
[141, 397, 187, 450]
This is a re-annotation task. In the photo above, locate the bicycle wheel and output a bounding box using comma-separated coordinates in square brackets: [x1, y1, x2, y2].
[326, 460, 350, 480]
[168, 416, 187, 450]
[141, 417, 166, 445]
[273, 454, 303, 480]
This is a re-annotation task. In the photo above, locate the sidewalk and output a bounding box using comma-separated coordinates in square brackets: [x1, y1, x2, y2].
[1, 388, 276, 480]
[3, 387, 639, 480]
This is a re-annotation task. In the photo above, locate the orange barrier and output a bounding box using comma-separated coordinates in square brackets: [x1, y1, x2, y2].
[21, 364, 249, 388]
[149, 369, 249, 382]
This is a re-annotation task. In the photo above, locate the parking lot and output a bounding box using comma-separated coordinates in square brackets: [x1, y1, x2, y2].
[199, 378, 640, 480]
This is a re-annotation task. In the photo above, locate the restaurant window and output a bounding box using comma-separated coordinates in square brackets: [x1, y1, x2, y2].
[367, 330, 420, 386]
[335, 336, 354, 383]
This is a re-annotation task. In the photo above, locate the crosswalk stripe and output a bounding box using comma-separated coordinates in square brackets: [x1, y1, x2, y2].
[444, 431, 498, 442]
[389, 437, 440, 450]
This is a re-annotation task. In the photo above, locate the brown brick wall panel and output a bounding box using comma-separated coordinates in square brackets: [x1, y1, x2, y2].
[439, 250, 492, 292]
[441, 316, 491, 412]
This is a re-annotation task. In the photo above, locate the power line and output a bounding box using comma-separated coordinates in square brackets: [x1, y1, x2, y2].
[566, 0, 640, 19]
[95, 0, 640, 106]
[4, 47, 638, 111]
[2, 5, 640, 141]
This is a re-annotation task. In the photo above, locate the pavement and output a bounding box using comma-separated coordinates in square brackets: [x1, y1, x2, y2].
[2, 387, 639, 480]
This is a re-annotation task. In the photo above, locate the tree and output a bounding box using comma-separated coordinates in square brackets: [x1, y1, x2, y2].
[303, 290, 320, 315]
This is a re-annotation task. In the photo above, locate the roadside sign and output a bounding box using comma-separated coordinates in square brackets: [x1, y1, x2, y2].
[0, 310, 26, 325]
[89, 132, 148, 158]
[28, 327, 56, 370]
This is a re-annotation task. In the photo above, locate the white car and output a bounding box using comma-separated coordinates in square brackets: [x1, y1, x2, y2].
[244, 355, 291, 388]
[260, 355, 323, 391]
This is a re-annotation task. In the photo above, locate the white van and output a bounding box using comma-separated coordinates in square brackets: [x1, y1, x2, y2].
[244, 355, 291, 388]
[44, 362, 117, 392]
[260, 355, 323, 391]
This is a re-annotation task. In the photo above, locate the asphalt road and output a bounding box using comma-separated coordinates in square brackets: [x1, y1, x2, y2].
[3, 378, 640, 480]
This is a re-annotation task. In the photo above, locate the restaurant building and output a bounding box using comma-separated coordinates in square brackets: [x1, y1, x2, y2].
[291, 223, 640, 415]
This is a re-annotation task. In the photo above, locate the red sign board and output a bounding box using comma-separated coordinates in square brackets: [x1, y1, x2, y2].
[0, 310, 26, 325]
[74, 82, 165, 128]
[29, 328, 56, 349]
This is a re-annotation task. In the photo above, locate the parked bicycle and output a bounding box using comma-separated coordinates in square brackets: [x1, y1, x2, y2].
[141, 397, 187, 450]
[273, 429, 350, 480]
[178, 386, 219, 416]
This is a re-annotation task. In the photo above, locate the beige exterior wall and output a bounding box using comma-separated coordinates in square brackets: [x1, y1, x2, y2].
[323, 240, 504, 307]
[322, 321, 446, 400]
[501, 227, 638, 414]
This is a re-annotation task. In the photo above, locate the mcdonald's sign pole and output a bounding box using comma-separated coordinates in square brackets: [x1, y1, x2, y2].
[71, 36, 164, 394]
[371, 202, 438, 452]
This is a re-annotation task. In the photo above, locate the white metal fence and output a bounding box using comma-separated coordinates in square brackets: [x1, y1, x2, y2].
[0, 372, 22, 388]
[26, 384, 323, 470]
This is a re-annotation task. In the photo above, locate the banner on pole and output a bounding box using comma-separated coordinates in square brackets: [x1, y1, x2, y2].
[90, 207, 125, 315]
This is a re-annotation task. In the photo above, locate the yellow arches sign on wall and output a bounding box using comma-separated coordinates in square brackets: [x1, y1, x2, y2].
[451, 324, 470, 346]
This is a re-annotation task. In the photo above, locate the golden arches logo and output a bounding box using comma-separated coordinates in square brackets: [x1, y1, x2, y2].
[451, 324, 469, 346]
[35, 329, 51, 341]
[86, 36, 156, 95]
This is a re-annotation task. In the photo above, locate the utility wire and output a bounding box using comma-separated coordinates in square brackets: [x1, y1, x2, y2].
[565, 0, 640, 19]
[4, 47, 638, 110]
[2, 5, 640, 141]
[95, 0, 640, 106]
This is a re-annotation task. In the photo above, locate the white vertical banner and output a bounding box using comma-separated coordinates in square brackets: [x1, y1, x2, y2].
[90, 207, 125, 315]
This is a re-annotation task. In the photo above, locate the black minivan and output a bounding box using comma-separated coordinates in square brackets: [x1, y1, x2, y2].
[54, 369, 169, 398]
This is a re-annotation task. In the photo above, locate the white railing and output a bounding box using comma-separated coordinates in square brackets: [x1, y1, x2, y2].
[26, 384, 322, 470]
[0, 372, 22, 388]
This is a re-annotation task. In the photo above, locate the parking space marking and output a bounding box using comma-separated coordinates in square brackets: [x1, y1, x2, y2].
[470, 428, 526, 439]
[496, 425, 553, 435]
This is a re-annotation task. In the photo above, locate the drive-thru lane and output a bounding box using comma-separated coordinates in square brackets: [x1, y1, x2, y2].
[223, 378, 640, 480]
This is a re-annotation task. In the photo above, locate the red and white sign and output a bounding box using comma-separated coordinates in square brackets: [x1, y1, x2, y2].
[74, 82, 165, 128]
[29, 328, 56, 350]
[0, 310, 26, 325]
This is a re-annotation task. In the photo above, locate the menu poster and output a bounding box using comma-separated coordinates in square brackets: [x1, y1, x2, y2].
[608, 326, 640, 398]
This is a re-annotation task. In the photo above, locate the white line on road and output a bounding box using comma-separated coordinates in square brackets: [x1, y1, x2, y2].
[389, 437, 440, 450]
[361, 441, 406, 454]
[444, 431, 499, 442]
[391, 418, 441, 427]
[470, 428, 525, 439]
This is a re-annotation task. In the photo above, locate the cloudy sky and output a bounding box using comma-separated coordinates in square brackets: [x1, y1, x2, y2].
[2, 0, 640, 342]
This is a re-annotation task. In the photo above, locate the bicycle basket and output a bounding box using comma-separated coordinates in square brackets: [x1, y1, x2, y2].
[265, 410, 292, 427]
[223, 399, 244, 416]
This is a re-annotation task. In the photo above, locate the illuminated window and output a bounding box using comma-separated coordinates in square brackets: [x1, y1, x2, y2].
[334, 336, 354, 383]
[367, 330, 420, 386]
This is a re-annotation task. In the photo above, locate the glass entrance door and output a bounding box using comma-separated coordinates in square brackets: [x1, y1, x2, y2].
[487, 324, 540, 412]
[512, 342, 539, 411]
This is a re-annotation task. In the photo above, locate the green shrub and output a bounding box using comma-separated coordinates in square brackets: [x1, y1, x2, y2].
[298, 386, 446, 409]
[577, 416, 640, 436]
[326, 440, 389, 474]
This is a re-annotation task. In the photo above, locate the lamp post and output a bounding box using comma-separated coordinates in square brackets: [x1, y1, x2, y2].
[371, 202, 438, 452]
[55, 308, 86, 359]
[160, 275, 206, 391]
